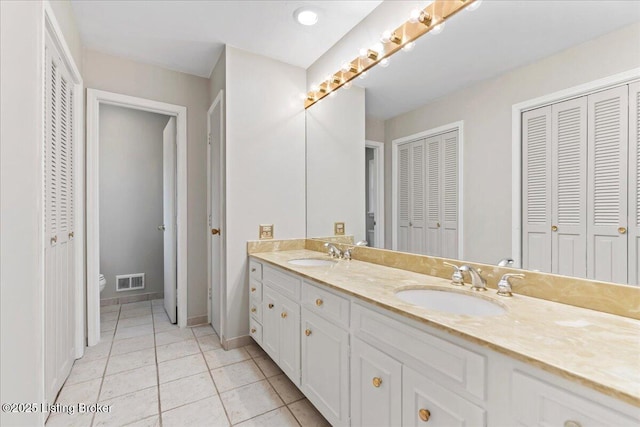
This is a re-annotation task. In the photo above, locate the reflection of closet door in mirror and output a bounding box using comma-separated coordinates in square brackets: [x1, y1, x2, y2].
[629, 82, 640, 286]
[426, 136, 441, 257]
[397, 140, 426, 254]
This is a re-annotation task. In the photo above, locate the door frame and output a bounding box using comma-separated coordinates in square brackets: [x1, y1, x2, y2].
[86, 89, 188, 346]
[43, 2, 85, 359]
[391, 121, 464, 257]
[365, 140, 385, 248]
[207, 90, 226, 337]
[511, 67, 640, 268]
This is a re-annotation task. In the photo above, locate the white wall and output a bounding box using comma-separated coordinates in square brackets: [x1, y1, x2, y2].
[99, 105, 169, 300]
[48, 0, 83, 72]
[384, 23, 640, 263]
[83, 49, 211, 321]
[224, 46, 306, 341]
[306, 86, 366, 240]
[366, 117, 385, 142]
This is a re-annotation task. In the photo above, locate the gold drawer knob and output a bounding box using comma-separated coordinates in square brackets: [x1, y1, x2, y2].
[372, 377, 382, 387]
[251, 287, 256, 293]
[281, 312, 287, 318]
[551, 225, 558, 232]
[250, 328, 256, 334]
[564, 421, 582, 427]
[305, 329, 312, 336]
[315, 298, 323, 306]
[268, 303, 274, 309]
[419, 409, 431, 422]
[619, 227, 627, 234]
[251, 307, 257, 313]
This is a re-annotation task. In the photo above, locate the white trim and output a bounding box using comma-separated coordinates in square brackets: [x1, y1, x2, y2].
[206, 90, 226, 338]
[43, 2, 85, 360]
[365, 140, 385, 248]
[86, 89, 189, 346]
[511, 68, 640, 268]
[391, 121, 464, 259]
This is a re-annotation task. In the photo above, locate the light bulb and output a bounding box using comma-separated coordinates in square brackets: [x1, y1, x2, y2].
[466, 0, 482, 11]
[379, 58, 390, 68]
[344, 81, 352, 89]
[359, 71, 368, 80]
[372, 42, 384, 55]
[408, 9, 421, 23]
[380, 30, 392, 43]
[402, 42, 415, 52]
[359, 48, 368, 58]
[299, 93, 307, 100]
[310, 83, 319, 92]
[431, 22, 445, 35]
[329, 91, 336, 98]
[341, 62, 351, 72]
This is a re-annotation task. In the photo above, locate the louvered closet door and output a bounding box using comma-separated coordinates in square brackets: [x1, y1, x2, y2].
[587, 86, 628, 283]
[425, 136, 441, 257]
[522, 106, 552, 273]
[441, 130, 458, 259]
[628, 82, 640, 286]
[409, 141, 426, 254]
[397, 144, 411, 252]
[551, 97, 587, 277]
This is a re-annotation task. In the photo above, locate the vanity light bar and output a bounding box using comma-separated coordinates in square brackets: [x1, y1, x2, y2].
[304, 0, 478, 109]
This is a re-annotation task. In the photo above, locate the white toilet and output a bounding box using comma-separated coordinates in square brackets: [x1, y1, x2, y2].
[99, 274, 106, 293]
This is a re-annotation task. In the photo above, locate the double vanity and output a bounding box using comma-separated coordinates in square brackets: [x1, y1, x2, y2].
[247, 242, 639, 427]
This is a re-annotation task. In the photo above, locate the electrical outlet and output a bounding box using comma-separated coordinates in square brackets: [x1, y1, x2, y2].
[259, 224, 274, 240]
[334, 222, 345, 235]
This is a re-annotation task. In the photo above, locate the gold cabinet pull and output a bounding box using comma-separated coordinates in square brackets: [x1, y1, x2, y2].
[315, 298, 323, 306]
[281, 312, 287, 318]
[551, 225, 558, 232]
[419, 409, 431, 422]
[250, 328, 256, 334]
[251, 307, 257, 313]
[619, 227, 627, 234]
[251, 287, 256, 293]
[268, 303, 274, 309]
[372, 377, 382, 388]
[50, 235, 58, 244]
[211, 228, 220, 235]
[305, 329, 312, 336]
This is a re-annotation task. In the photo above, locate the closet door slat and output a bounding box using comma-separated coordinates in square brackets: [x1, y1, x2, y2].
[397, 143, 411, 252]
[425, 136, 441, 257]
[410, 141, 426, 254]
[442, 130, 458, 259]
[628, 82, 640, 286]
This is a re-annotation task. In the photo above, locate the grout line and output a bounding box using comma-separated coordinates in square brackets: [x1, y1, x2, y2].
[151, 302, 163, 427]
[196, 331, 234, 426]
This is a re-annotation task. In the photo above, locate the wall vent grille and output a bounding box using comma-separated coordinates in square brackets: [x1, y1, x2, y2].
[116, 273, 145, 292]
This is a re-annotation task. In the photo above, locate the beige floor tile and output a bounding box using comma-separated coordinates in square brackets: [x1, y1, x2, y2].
[159, 372, 217, 411]
[121, 301, 151, 311]
[288, 399, 331, 427]
[254, 355, 283, 378]
[56, 378, 102, 405]
[101, 304, 121, 313]
[156, 339, 200, 363]
[235, 407, 299, 427]
[119, 307, 152, 320]
[191, 324, 216, 337]
[153, 320, 178, 333]
[219, 380, 283, 425]
[211, 360, 265, 393]
[66, 357, 108, 385]
[123, 415, 160, 427]
[106, 348, 156, 376]
[110, 334, 155, 357]
[203, 347, 250, 369]
[94, 386, 158, 427]
[268, 374, 304, 404]
[81, 339, 113, 362]
[45, 411, 94, 427]
[244, 342, 267, 359]
[100, 329, 116, 340]
[151, 299, 164, 307]
[197, 334, 222, 352]
[158, 353, 208, 384]
[161, 396, 229, 427]
[152, 304, 166, 313]
[153, 312, 170, 323]
[101, 320, 117, 332]
[154, 328, 194, 346]
[100, 365, 157, 401]
[100, 311, 119, 322]
[117, 315, 153, 329]
[114, 323, 154, 341]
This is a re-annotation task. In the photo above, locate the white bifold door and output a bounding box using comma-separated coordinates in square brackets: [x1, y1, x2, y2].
[44, 32, 76, 403]
[163, 117, 178, 323]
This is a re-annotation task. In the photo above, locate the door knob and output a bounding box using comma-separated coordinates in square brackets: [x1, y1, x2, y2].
[618, 227, 627, 234]
[418, 409, 431, 422]
[551, 225, 558, 232]
[305, 329, 312, 336]
[437, 222, 441, 228]
[158, 225, 166, 231]
[211, 228, 220, 235]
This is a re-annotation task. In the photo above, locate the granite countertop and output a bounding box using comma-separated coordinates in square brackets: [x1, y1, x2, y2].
[250, 249, 640, 407]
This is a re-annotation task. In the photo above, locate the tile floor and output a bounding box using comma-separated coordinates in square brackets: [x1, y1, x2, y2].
[46, 299, 330, 427]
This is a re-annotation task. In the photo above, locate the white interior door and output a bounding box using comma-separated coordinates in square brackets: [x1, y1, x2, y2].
[629, 82, 640, 286]
[163, 117, 177, 323]
[209, 100, 223, 335]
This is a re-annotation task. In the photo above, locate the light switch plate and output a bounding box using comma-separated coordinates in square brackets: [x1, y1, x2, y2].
[334, 222, 345, 235]
[259, 224, 274, 240]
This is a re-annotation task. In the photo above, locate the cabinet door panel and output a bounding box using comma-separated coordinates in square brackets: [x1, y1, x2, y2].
[402, 366, 485, 427]
[262, 286, 280, 362]
[301, 309, 349, 426]
[351, 338, 401, 427]
[279, 293, 301, 386]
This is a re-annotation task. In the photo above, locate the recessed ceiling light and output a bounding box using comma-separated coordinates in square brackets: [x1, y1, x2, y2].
[294, 8, 319, 26]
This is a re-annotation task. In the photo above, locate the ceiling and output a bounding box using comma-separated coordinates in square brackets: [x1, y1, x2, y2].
[71, 0, 383, 78]
[358, 0, 640, 120]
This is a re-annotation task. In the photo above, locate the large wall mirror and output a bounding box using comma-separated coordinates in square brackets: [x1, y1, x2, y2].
[305, 1, 640, 286]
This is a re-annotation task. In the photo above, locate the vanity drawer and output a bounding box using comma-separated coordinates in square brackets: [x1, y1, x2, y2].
[302, 281, 350, 327]
[249, 318, 262, 345]
[250, 280, 262, 301]
[511, 371, 639, 426]
[263, 265, 301, 300]
[249, 260, 263, 282]
[249, 298, 262, 323]
[352, 304, 486, 400]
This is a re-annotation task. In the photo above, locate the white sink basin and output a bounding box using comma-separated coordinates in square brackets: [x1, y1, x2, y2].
[288, 258, 337, 267]
[395, 289, 506, 316]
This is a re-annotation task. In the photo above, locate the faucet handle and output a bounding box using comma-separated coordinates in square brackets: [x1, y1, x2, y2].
[497, 273, 525, 297]
[355, 240, 368, 246]
[443, 262, 465, 286]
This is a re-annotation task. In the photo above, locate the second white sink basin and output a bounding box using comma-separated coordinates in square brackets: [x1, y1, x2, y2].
[395, 289, 506, 316]
[288, 258, 337, 267]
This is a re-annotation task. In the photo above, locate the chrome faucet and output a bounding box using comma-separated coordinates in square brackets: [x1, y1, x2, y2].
[355, 240, 368, 246]
[459, 265, 487, 291]
[497, 258, 514, 267]
[344, 240, 368, 260]
[443, 262, 465, 286]
[496, 273, 525, 297]
[324, 242, 343, 259]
